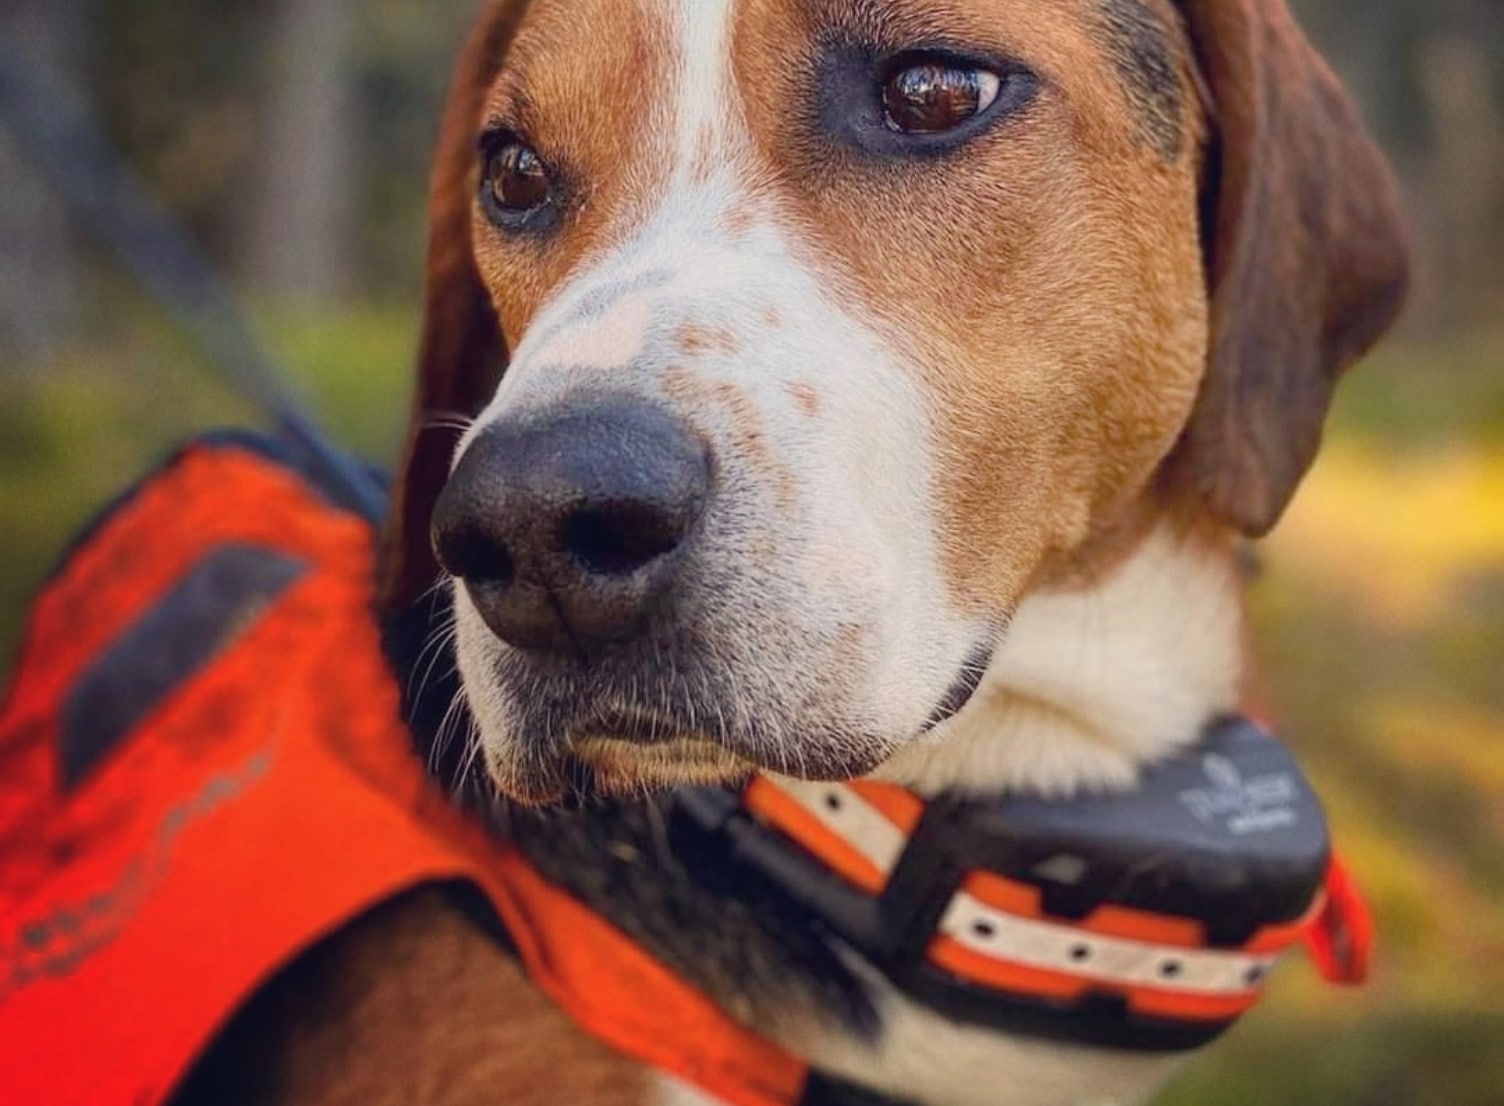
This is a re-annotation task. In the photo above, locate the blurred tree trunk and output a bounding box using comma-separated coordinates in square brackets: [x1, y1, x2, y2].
[244, 0, 355, 303]
[0, 0, 92, 364]
[1415, 33, 1504, 329]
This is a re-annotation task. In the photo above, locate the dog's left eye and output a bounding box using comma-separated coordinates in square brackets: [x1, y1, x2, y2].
[882, 62, 1001, 134]
[479, 134, 556, 229]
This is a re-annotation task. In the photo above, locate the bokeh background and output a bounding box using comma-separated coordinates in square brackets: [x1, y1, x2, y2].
[1, 2, 1500, 1103]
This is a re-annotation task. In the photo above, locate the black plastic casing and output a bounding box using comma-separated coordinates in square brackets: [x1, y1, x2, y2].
[673, 716, 1331, 1051]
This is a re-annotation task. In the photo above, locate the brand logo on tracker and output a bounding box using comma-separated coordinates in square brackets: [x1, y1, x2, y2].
[1178, 753, 1299, 836]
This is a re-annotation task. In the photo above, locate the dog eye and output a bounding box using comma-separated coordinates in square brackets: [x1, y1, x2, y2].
[481, 137, 553, 224]
[882, 62, 1001, 134]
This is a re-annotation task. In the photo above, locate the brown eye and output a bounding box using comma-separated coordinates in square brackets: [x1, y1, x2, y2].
[882, 64, 1002, 134]
[483, 140, 552, 218]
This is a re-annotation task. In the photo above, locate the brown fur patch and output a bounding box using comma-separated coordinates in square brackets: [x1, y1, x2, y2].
[677, 320, 743, 357]
[172, 888, 651, 1106]
[1095, 0, 1187, 159]
[471, 0, 679, 347]
[786, 381, 821, 417]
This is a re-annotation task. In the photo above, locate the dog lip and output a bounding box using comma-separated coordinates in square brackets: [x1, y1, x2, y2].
[566, 735, 755, 797]
[573, 706, 690, 745]
[920, 634, 1000, 732]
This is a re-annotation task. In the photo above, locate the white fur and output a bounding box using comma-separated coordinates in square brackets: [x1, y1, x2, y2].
[673, 0, 735, 185]
[876, 524, 1244, 798]
[655, 1074, 731, 1106]
[795, 971, 1183, 1106]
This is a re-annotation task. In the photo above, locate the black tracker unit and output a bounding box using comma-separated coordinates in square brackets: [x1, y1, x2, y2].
[674, 715, 1334, 1051]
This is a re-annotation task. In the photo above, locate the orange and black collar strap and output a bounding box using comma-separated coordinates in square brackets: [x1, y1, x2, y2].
[675, 717, 1372, 1053]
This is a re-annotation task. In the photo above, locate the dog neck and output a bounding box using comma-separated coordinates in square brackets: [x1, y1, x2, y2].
[780, 521, 1249, 1106]
[874, 519, 1246, 799]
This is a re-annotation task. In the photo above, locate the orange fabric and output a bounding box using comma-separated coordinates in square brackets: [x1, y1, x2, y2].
[1304, 855, 1373, 984]
[743, 777, 891, 894]
[1124, 988, 1259, 1022]
[1243, 897, 1326, 955]
[0, 441, 807, 1106]
[478, 851, 807, 1106]
[847, 780, 924, 834]
[927, 937, 1089, 1002]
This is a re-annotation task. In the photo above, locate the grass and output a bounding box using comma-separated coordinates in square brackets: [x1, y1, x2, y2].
[2, 309, 1500, 1104]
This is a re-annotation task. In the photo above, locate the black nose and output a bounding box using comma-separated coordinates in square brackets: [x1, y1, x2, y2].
[431, 400, 710, 653]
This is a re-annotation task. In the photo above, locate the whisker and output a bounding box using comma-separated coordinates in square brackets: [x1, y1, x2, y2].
[430, 684, 470, 777]
[421, 410, 477, 435]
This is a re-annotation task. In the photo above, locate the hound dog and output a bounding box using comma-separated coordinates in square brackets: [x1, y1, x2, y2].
[176, 1, 1408, 1104]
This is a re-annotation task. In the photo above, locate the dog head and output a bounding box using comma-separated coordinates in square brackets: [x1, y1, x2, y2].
[381, 0, 1407, 804]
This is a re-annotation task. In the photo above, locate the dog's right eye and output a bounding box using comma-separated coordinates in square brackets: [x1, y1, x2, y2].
[882, 61, 1002, 134]
[480, 135, 554, 228]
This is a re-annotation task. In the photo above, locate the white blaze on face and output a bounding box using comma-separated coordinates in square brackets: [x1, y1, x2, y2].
[673, 0, 738, 183]
[527, 293, 655, 371]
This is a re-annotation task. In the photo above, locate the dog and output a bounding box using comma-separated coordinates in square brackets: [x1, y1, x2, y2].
[172, 1, 1408, 1104]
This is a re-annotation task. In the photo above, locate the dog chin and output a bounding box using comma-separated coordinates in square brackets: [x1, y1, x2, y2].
[478, 715, 901, 806]
[572, 736, 756, 796]
[481, 735, 751, 805]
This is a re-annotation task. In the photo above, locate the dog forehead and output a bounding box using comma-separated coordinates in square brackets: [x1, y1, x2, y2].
[473, 0, 1205, 429]
[489, 0, 1187, 130]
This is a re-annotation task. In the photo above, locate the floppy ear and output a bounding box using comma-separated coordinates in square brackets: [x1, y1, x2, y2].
[379, 0, 531, 611]
[1168, 0, 1410, 535]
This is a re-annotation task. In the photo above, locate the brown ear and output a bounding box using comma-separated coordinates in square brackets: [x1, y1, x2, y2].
[1169, 0, 1410, 535]
[379, 0, 531, 611]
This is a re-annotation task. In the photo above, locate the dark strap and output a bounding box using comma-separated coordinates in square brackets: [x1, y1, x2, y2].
[800, 1071, 920, 1106]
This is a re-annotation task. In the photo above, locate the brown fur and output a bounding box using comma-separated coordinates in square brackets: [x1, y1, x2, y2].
[171, 887, 651, 1106]
[786, 381, 821, 417]
[1163, 0, 1410, 535]
[1096, 0, 1188, 160]
[677, 320, 744, 357]
[473, 0, 679, 343]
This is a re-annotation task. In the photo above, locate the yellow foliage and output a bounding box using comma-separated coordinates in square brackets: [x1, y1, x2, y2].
[1271, 444, 1504, 624]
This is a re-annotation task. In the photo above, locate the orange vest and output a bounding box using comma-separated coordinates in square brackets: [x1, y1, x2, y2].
[0, 437, 808, 1106]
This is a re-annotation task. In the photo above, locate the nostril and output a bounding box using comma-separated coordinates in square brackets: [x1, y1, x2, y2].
[563, 503, 687, 577]
[435, 523, 516, 587]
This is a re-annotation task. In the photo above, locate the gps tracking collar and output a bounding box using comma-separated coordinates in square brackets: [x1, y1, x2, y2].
[676, 715, 1371, 1052]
